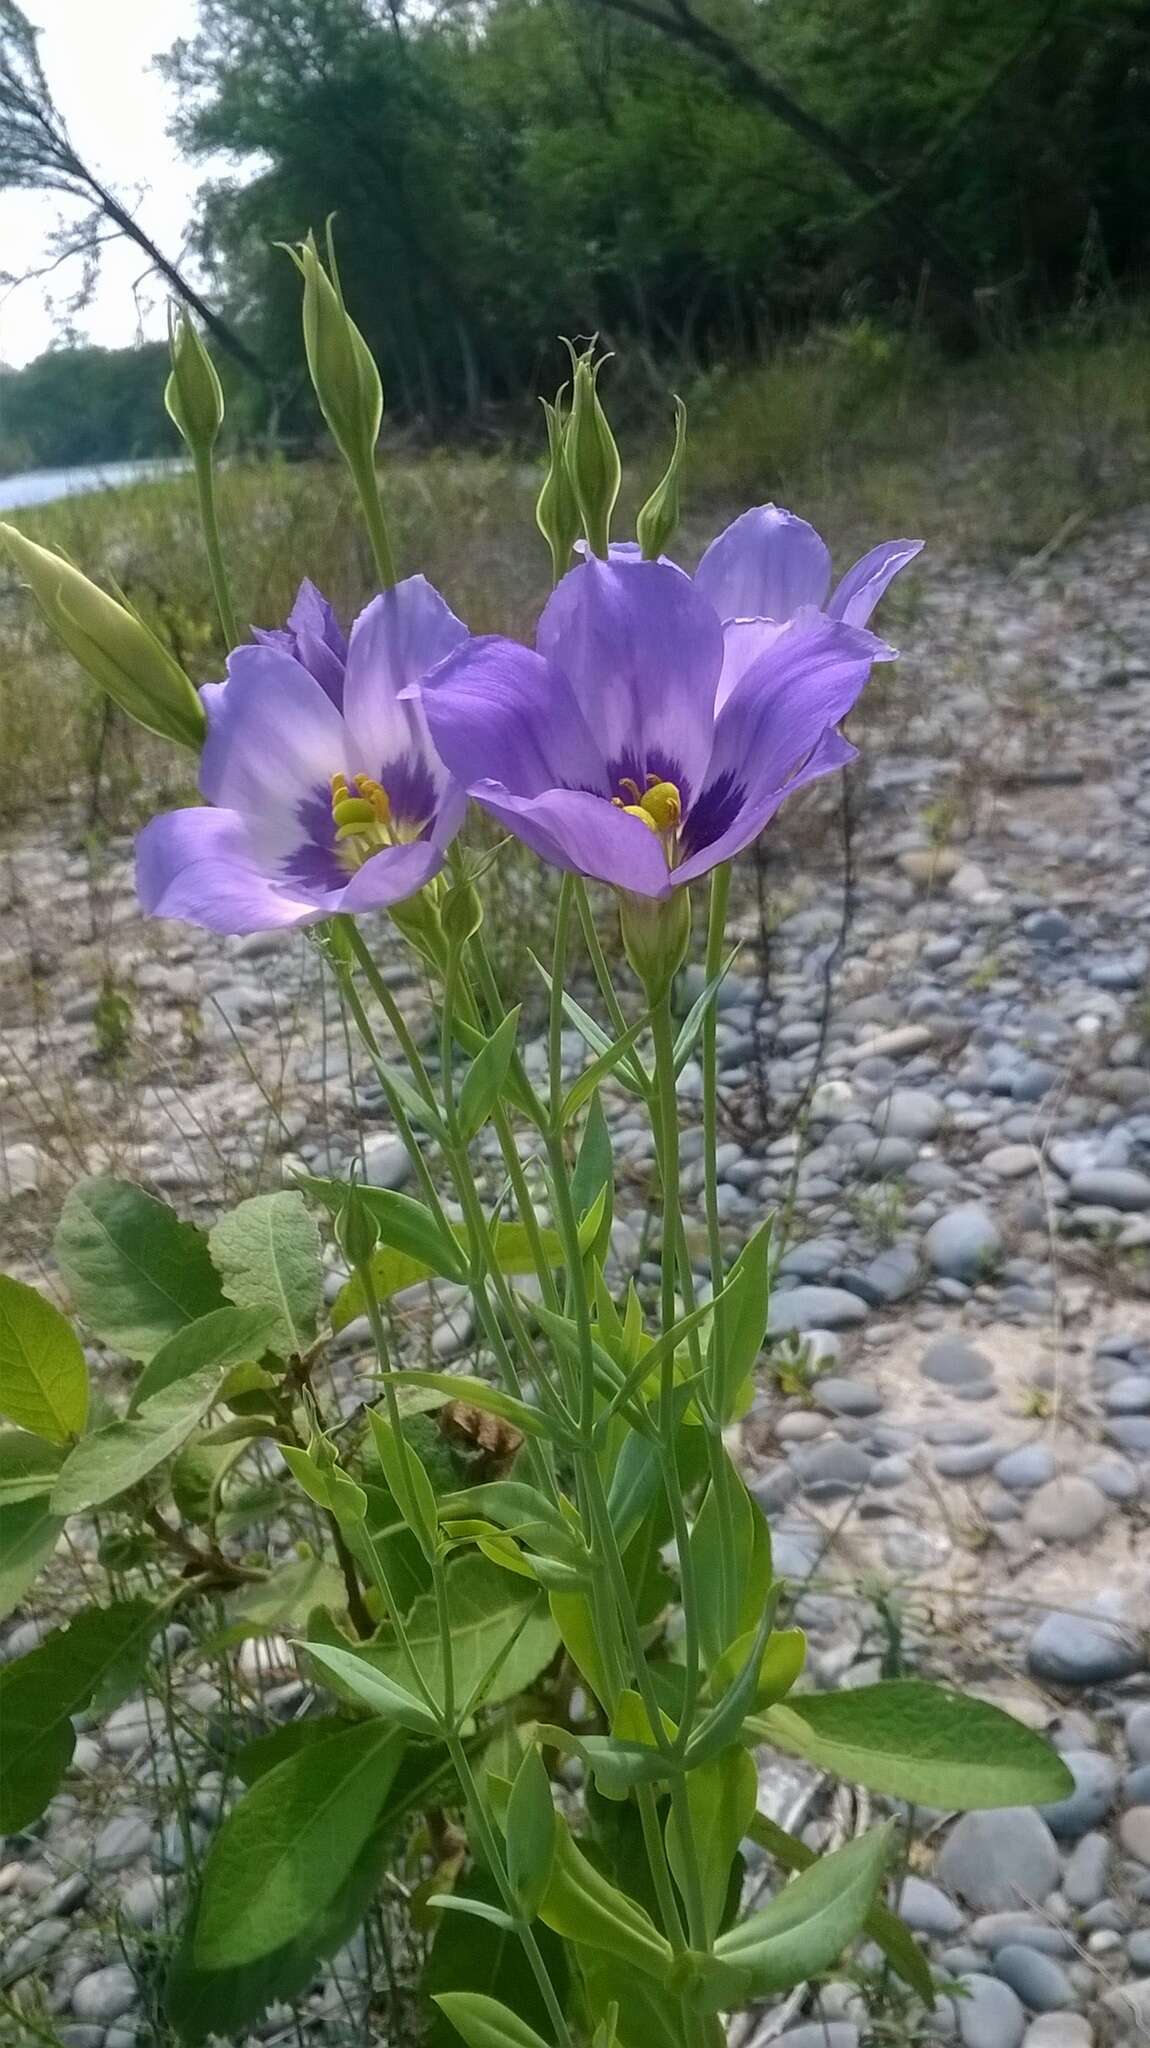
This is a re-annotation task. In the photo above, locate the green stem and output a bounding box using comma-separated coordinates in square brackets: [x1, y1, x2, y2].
[549, 875, 575, 1124]
[192, 445, 239, 648]
[352, 449, 398, 590]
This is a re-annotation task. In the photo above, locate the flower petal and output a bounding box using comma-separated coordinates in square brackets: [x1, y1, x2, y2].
[693, 505, 832, 624]
[253, 578, 349, 705]
[338, 837, 449, 912]
[674, 730, 857, 884]
[536, 554, 722, 807]
[341, 576, 467, 822]
[828, 539, 923, 627]
[716, 618, 786, 712]
[199, 645, 349, 847]
[136, 807, 333, 935]
[682, 609, 888, 864]
[416, 637, 609, 798]
[468, 781, 674, 897]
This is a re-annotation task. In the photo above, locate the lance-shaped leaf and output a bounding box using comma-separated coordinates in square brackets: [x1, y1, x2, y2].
[434, 1994, 553, 2048]
[387, 1371, 565, 1445]
[193, 1720, 406, 1967]
[0, 1600, 158, 1828]
[506, 1744, 557, 1919]
[754, 1681, 1074, 1807]
[0, 1275, 89, 1443]
[323, 1555, 557, 1717]
[457, 1007, 522, 1142]
[303, 1638, 440, 1735]
[666, 1744, 757, 1943]
[51, 1365, 228, 1515]
[709, 1217, 773, 1425]
[560, 1008, 651, 1127]
[672, 944, 740, 1073]
[298, 1176, 468, 1282]
[209, 1192, 322, 1358]
[539, 1816, 673, 1981]
[696, 1822, 894, 2010]
[55, 1177, 224, 1361]
[130, 1304, 280, 1411]
[747, 1810, 934, 2006]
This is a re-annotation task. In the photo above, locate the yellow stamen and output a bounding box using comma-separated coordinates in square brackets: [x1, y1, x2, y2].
[639, 779, 682, 832]
[330, 770, 396, 867]
[612, 796, 660, 833]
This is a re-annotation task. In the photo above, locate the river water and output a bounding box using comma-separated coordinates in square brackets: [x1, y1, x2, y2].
[0, 457, 188, 513]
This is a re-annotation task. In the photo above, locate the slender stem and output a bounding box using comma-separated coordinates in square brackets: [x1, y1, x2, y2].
[447, 1733, 575, 2048]
[192, 446, 239, 648]
[702, 863, 732, 1388]
[328, 1510, 373, 1636]
[352, 450, 399, 590]
[549, 875, 575, 1123]
[573, 879, 630, 1045]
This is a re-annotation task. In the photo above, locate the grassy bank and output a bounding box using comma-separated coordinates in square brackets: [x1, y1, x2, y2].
[2, 303, 1148, 829]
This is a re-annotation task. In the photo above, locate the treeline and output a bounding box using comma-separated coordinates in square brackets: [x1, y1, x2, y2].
[0, 343, 176, 474]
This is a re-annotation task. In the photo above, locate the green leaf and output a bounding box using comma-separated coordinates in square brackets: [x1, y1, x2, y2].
[201, 1558, 349, 1651]
[684, 1590, 779, 1770]
[549, 1589, 612, 1711]
[689, 1451, 771, 1669]
[0, 1600, 157, 1828]
[534, 1721, 670, 1800]
[337, 1554, 558, 1716]
[0, 1495, 63, 1619]
[193, 1719, 406, 1967]
[571, 1094, 614, 1263]
[434, 1994, 553, 2048]
[50, 1364, 227, 1515]
[234, 1716, 355, 1786]
[0, 1275, 89, 1443]
[710, 1218, 773, 1425]
[703, 1822, 894, 2008]
[426, 1871, 568, 2048]
[666, 1746, 757, 1944]
[0, 1428, 64, 1503]
[55, 1176, 224, 1361]
[170, 1435, 245, 1527]
[540, 1815, 673, 1981]
[131, 1305, 280, 1411]
[387, 1372, 566, 1445]
[530, 956, 647, 1096]
[458, 1007, 522, 1141]
[297, 1177, 468, 1284]
[442, 1482, 587, 1567]
[367, 1407, 438, 1549]
[755, 1682, 1075, 1808]
[507, 1744, 557, 1919]
[209, 1192, 322, 1357]
[672, 946, 740, 1073]
[333, 1222, 563, 1333]
[303, 1638, 441, 1735]
[560, 1008, 650, 1126]
[746, 1811, 934, 2008]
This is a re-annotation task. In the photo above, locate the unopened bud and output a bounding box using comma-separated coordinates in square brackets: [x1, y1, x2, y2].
[0, 524, 205, 751]
[335, 1178, 381, 1272]
[164, 307, 224, 456]
[441, 874, 483, 949]
[636, 396, 686, 561]
[390, 887, 448, 973]
[619, 886, 691, 1005]
[287, 226, 383, 480]
[564, 344, 621, 561]
[535, 390, 580, 583]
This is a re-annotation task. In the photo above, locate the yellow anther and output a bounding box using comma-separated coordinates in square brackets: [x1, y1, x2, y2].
[639, 780, 682, 832]
[354, 774, 391, 826]
[330, 770, 395, 864]
[612, 796, 660, 833]
[618, 777, 644, 804]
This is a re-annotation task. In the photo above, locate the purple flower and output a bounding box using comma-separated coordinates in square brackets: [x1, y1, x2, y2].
[413, 510, 918, 901]
[137, 576, 468, 935]
[250, 577, 348, 707]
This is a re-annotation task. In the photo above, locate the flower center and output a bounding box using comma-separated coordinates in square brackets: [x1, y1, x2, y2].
[330, 772, 398, 869]
[612, 773, 683, 855]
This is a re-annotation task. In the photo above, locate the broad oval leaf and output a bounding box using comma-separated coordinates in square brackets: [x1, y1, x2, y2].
[0, 1494, 63, 1620]
[0, 1599, 158, 1829]
[51, 1365, 228, 1515]
[209, 1192, 322, 1357]
[756, 1681, 1075, 1808]
[193, 1720, 406, 1968]
[55, 1177, 224, 1361]
[329, 1554, 558, 1718]
[703, 1821, 894, 2008]
[131, 1304, 281, 1411]
[0, 1274, 88, 1442]
[0, 1427, 65, 1503]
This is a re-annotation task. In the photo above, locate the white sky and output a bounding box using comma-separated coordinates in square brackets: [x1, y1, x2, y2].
[1, 0, 221, 369]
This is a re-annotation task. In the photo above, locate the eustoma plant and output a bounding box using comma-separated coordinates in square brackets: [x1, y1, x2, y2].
[0, 264, 1072, 2048]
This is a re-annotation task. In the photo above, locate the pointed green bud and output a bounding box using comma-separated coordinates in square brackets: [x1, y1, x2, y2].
[289, 225, 383, 478]
[441, 872, 484, 949]
[637, 396, 686, 561]
[164, 307, 224, 457]
[535, 389, 580, 583]
[335, 1176, 381, 1273]
[0, 523, 205, 751]
[564, 344, 621, 560]
[619, 887, 691, 1006]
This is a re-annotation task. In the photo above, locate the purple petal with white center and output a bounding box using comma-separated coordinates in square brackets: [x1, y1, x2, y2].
[467, 782, 675, 897]
[417, 636, 610, 799]
[694, 505, 833, 625]
[136, 807, 335, 935]
[342, 576, 468, 822]
[827, 538, 923, 627]
[250, 580, 348, 706]
[199, 645, 349, 862]
[337, 836, 451, 912]
[536, 555, 722, 808]
[674, 730, 857, 885]
[680, 609, 889, 866]
[716, 617, 786, 712]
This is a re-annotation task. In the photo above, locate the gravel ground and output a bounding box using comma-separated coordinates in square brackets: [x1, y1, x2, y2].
[5, 509, 1150, 2043]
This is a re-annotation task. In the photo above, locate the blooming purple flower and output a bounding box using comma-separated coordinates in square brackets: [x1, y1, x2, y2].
[250, 577, 348, 707]
[137, 576, 468, 935]
[413, 508, 919, 900]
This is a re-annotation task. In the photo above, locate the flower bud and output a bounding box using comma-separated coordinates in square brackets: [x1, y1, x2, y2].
[637, 396, 686, 561]
[0, 523, 206, 751]
[289, 226, 383, 481]
[535, 390, 580, 583]
[564, 345, 621, 561]
[441, 873, 483, 950]
[164, 307, 224, 457]
[619, 886, 691, 1005]
[335, 1177, 381, 1272]
[390, 887, 448, 973]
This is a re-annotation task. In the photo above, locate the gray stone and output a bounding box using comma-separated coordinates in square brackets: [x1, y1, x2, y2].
[100, 1699, 154, 1755]
[883, 1525, 952, 1572]
[993, 1948, 1074, 2013]
[120, 1873, 171, 1926]
[995, 1445, 1056, 1491]
[775, 2029, 858, 2048]
[767, 1286, 868, 1333]
[1069, 1168, 1150, 1210]
[1021, 2020, 1092, 2048]
[1027, 1611, 1144, 1685]
[41, 1872, 89, 1916]
[853, 1244, 920, 1304]
[935, 1440, 1004, 1478]
[874, 1088, 945, 1142]
[1104, 1377, 1150, 1413]
[925, 1205, 1003, 1282]
[956, 1973, 1027, 2048]
[852, 1134, 918, 1178]
[1101, 1980, 1150, 2034]
[92, 1810, 151, 1871]
[1083, 1456, 1139, 1502]
[362, 1134, 413, 1190]
[57, 2031, 106, 2048]
[71, 1965, 139, 2022]
[817, 1377, 884, 1418]
[1062, 1831, 1110, 1909]
[1105, 1418, 1150, 1453]
[1126, 1703, 1150, 1762]
[1024, 1478, 1109, 1544]
[896, 1875, 965, 1937]
[970, 1916, 1075, 1958]
[4, 1917, 69, 1975]
[1125, 1928, 1150, 1971]
[937, 1810, 1060, 1912]
[1036, 1750, 1117, 1838]
[1118, 1806, 1150, 1863]
[794, 1439, 873, 1496]
[922, 1336, 997, 1388]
